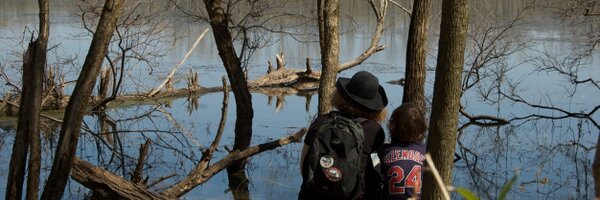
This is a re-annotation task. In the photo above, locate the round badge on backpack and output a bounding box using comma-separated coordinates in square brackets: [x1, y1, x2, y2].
[324, 167, 342, 182]
[320, 155, 334, 168]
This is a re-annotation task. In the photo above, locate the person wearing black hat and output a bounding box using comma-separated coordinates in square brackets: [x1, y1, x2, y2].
[299, 71, 388, 200]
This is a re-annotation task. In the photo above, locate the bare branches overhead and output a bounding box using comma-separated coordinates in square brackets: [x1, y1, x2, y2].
[337, 0, 388, 72]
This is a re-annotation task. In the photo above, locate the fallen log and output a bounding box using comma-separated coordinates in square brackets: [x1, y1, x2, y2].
[248, 68, 320, 88]
[70, 128, 307, 199]
[71, 157, 173, 200]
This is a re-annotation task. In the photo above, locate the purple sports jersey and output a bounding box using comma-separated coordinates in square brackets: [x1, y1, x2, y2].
[377, 142, 426, 200]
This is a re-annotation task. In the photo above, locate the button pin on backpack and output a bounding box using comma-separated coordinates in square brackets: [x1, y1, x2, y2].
[324, 167, 342, 182]
[320, 155, 334, 168]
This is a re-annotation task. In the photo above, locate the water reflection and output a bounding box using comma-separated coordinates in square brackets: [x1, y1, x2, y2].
[227, 169, 250, 200]
[262, 90, 316, 113]
[456, 115, 597, 199]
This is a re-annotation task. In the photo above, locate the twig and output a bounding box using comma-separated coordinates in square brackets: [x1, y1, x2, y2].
[460, 106, 508, 125]
[389, 0, 412, 16]
[156, 107, 199, 147]
[198, 76, 229, 171]
[424, 154, 451, 200]
[41, 84, 56, 106]
[148, 28, 209, 97]
[146, 173, 177, 189]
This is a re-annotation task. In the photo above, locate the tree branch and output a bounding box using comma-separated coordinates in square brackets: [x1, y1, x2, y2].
[197, 76, 229, 173]
[71, 157, 173, 200]
[389, 0, 412, 16]
[161, 128, 307, 197]
[460, 106, 508, 126]
[147, 28, 209, 97]
[337, 0, 388, 72]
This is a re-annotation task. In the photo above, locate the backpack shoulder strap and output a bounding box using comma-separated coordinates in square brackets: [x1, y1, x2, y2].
[353, 117, 368, 125]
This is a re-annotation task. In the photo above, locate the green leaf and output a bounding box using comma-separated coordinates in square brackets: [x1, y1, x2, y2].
[454, 187, 479, 200]
[498, 175, 518, 200]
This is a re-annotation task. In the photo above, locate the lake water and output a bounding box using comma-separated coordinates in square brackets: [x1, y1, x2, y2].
[0, 0, 599, 199]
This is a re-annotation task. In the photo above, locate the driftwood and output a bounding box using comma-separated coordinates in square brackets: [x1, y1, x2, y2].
[2, 51, 323, 118]
[1, 64, 317, 116]
[248, 54, 320, 89]
[71, 157, 173, 200]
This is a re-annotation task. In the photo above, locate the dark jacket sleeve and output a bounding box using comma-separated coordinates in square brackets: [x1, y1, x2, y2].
[362, 120, 385, 199]
[373, 125, 385, 151]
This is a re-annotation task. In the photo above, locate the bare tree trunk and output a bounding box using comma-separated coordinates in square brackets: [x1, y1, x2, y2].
[41, 0, 124, 199]
[6, 38, 33, 200]
[594, 132, 600, 199]
[227, 170, 250, 200]
[422, 0, 469, 199]
[6, 0, 49, 199]
[403, 0, 431, 112]
[317, 0, 340, 115]
[203, 0, 254, 173]
[317, 0, 324, 52]
[25, 1, 49, 199]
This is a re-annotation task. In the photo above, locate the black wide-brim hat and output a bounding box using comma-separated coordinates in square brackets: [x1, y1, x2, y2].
[336, 71, 388, 111]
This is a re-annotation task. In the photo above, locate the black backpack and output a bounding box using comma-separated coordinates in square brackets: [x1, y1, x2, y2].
[303, 112, 366, 199]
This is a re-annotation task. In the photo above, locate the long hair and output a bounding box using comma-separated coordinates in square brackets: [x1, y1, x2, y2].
[387, 103, 427, 143]
[330, 90, 387, 123]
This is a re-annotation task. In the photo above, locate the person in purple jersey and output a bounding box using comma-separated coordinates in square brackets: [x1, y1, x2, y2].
[378, 103, 428, 200]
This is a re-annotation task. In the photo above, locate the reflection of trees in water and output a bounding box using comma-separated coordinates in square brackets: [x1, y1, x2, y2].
[264, 92, 316, 113]
[456, 116, 596, 199]
[0, 129, 12, 151]
[226, 151, 317, 199]
[242, 142, 302, 199]
[48, 79, 307, 198]
[74, 104, 202, 193]
[227, 169, 250, 200]
[448, 1, 599, 198]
